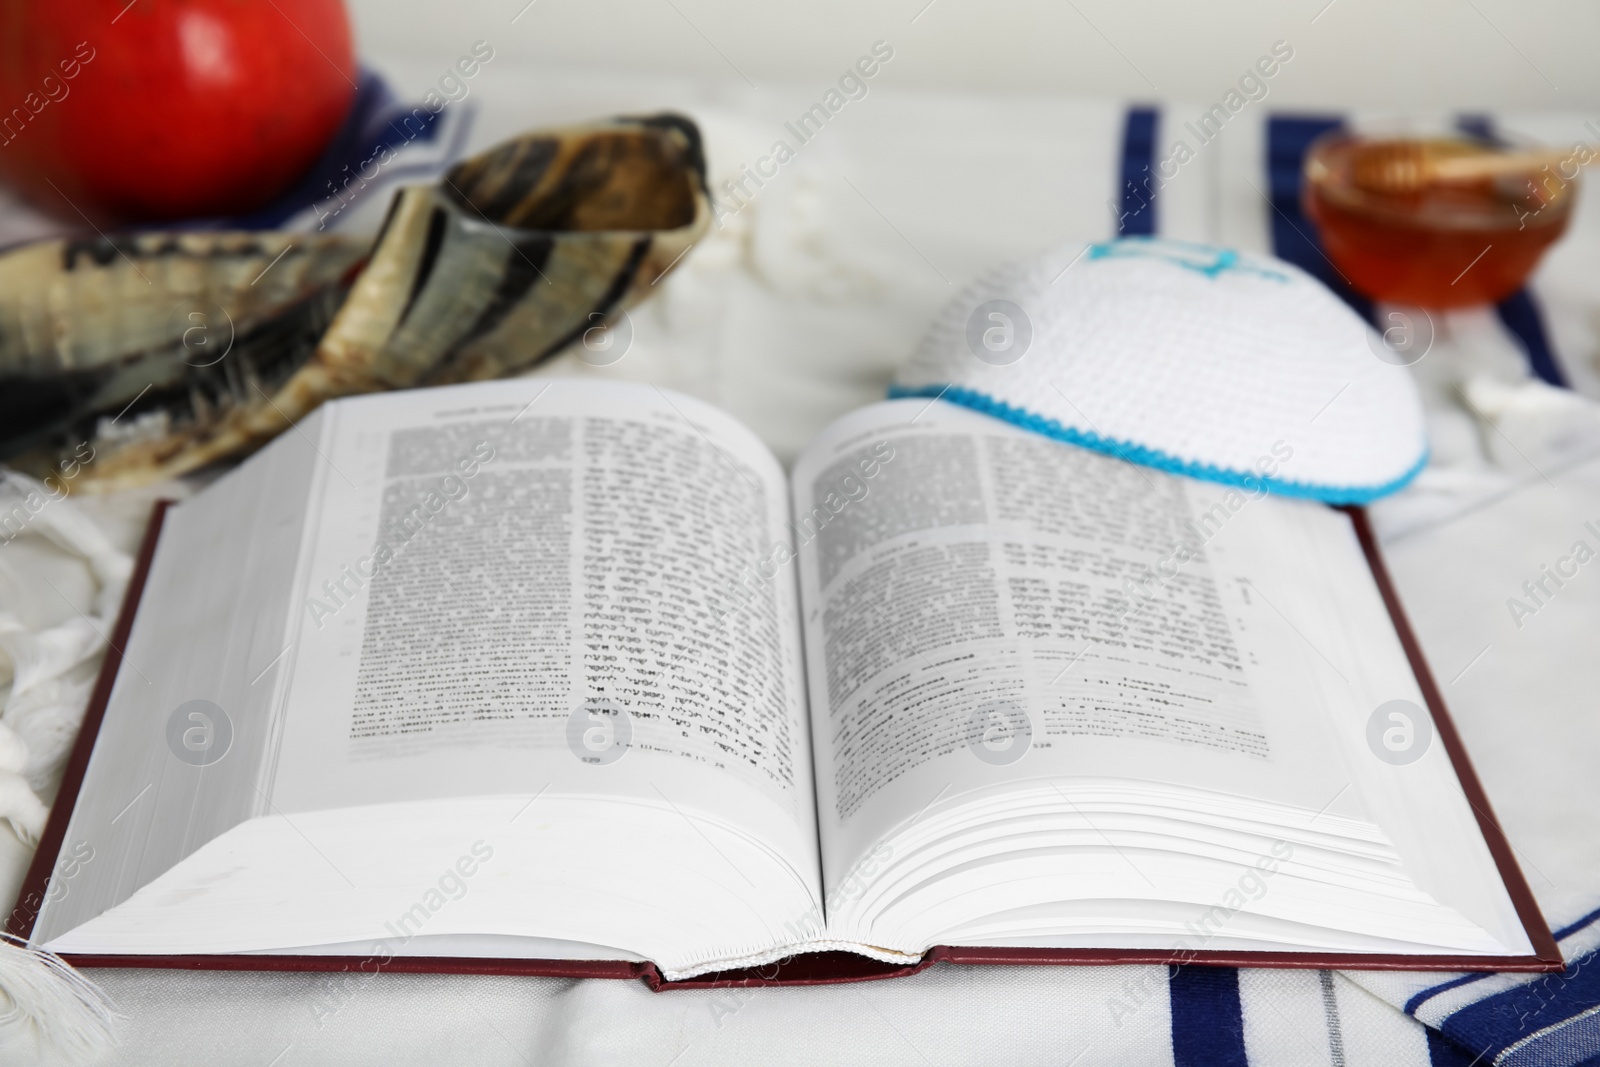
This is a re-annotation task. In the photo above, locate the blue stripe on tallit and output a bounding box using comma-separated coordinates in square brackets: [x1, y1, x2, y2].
[1495, 287, 1569, 389]
[1438, 950, 1600, 1066]
[1427, 1026, 1485, 1066]
[1405, 907, 1600, 1026]
[1117, 107, 1160, 236]
[1408, 973, 1495, 1017]
[1263, 115, 1375, 324]
[1457, 113, 1497, 145]
[1555, 906, 1600, 942]
[1456, 114, 1570, 388]
[1169, 965, 1251, 1067]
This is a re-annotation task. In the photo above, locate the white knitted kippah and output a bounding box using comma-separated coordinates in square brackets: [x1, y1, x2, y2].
[891, 238, 1428, 503]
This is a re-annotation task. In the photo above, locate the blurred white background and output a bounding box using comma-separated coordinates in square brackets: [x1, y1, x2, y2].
[348, 0, 1598, 111]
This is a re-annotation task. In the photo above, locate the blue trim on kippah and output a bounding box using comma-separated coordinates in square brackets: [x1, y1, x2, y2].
[886, 383, 1428, 505]
[1086, 238, 1292, 282]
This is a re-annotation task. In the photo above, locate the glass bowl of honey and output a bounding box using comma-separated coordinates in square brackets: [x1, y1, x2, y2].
[1303, 133, 1576, 308]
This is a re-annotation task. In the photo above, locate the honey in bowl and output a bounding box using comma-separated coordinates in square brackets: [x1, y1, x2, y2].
[1303, 134, 1576, 309]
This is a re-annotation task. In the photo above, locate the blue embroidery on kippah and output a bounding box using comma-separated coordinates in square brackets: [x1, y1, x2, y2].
[886, 383, 1427, 505]
[1086, 237, 1292, 283]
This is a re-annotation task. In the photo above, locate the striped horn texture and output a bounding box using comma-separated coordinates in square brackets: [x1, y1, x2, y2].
[0, 113, 710, 492]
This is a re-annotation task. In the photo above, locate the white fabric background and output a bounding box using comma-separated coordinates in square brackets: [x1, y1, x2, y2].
[2, 57, 1599, 1065]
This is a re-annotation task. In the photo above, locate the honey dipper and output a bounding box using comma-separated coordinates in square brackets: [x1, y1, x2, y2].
[1351, 140, 1580, 195]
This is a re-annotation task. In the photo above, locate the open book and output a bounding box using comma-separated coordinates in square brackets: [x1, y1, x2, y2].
[12, 379, 1557, 984]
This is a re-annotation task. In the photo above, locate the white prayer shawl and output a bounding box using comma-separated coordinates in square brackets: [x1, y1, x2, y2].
[2, 86, 1599, 1067]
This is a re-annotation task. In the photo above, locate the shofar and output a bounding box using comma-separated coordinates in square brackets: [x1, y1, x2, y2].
[0, 113, 710, 492]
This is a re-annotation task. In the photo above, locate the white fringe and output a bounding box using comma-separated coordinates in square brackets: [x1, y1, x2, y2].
[0, 473, 132, 1058]
[0, 934, 119, 1060]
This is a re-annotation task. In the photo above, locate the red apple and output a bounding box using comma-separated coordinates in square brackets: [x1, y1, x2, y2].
[0, 0, 356, 224]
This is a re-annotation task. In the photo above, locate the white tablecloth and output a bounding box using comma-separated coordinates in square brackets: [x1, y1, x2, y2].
[3, 57, 1599, 1066]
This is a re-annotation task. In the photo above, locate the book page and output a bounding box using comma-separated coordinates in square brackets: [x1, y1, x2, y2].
[32, 419, 326, 945]
[268, 379, 817, 890]
[793, 400, 1364, 887]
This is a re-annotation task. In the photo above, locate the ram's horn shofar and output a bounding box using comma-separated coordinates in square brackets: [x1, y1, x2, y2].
[0, 231, 367, 489]
[0, 112, 710, 492]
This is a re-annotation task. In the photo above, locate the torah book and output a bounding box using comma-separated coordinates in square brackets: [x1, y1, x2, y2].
[11, 378, 1558, 986]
